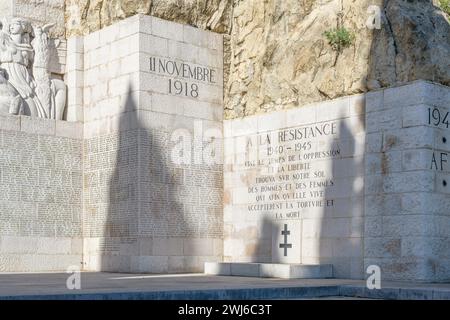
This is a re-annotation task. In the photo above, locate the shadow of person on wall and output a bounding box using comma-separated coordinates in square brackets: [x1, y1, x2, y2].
[99, 85, 191, 273]
[318, 109, 365, 279]
[250, 215, 275, 263]
[248, 110, 365, 277]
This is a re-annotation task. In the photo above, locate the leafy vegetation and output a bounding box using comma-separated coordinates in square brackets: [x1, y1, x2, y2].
[323, 27, 355, 52]
[440, 0, 450, 16]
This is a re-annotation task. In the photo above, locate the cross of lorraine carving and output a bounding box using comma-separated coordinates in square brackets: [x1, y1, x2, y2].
[279, 224, 292, 257]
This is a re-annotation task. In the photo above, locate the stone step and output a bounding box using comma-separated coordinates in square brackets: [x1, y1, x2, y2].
[204, 262, 333, 279]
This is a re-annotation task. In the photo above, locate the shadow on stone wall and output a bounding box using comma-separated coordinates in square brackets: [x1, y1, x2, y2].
[100, 85, 192, 273]
[246, 110, 364, 276]
[320, 111, 365, 279]
[251, 216, 275, 263]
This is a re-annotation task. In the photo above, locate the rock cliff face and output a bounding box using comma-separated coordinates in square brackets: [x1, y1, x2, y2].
[65, 0, 450, 119]
[65, 0, 232, 35]
[225, 0, 377, 118]
[369, 0, 450, 90]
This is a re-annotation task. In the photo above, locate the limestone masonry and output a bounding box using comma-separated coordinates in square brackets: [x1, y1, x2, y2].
[224, 81, 450, 281]
[1, 14, 224, 273]
[79, 15, 224, 273]
[0, 1, 450, 282]
[0, 116, 82, 271]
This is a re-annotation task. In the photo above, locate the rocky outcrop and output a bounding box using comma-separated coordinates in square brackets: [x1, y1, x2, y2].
[65, 0, 232, 36]
[225, 0, 378, 118]
[65, 0, 233, 105]
[225, 0, 450, 118]
[65, 0, 450, 119]
[368, 0, 450, 90]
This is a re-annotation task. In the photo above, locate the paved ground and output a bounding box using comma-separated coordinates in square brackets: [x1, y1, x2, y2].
[0, 272, 449, 299]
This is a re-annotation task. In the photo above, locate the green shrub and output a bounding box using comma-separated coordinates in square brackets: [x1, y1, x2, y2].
[440, 0, 450, 16]
[324, 27, 355, 52]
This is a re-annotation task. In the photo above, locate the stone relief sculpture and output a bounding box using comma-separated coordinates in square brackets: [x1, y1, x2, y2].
[0, 17, 66, 120]
[0, 68, 23, 115]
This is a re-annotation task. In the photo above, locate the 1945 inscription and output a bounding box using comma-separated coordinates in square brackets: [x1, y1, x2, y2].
[429, 106, 449, 172]
[242, 121, 341, 220]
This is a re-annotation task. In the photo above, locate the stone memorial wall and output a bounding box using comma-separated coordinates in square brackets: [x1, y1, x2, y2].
[0, 14, 224, 273]
[1, 5, 450, 282]
[223, 92, 366, 279]
[224, 81, 450, 281]
[75, 15, 224, 273]
[0, 115, 83, 271]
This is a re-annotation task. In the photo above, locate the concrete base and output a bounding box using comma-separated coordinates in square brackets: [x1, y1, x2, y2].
[204, 262, 333, 279]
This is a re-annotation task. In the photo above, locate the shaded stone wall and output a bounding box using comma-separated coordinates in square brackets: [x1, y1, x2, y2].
[78, 15, 224, 273]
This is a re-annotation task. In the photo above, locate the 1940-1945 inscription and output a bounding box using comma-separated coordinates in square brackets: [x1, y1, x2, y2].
[244, 121, 341, 220]
[429, 107, 449, 173]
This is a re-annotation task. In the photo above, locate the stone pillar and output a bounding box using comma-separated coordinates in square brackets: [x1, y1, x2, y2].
[79, 15, 224, 273]
[364, 81, 450, 282]
[65, 37, 84, 122]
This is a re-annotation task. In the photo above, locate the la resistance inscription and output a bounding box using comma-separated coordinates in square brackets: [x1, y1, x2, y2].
[149, 57, 217, 99]
[242, 121, 342, 220]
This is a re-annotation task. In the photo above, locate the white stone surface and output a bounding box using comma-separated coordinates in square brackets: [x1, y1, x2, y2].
[223, 80, 450, 281]
[2, 9, 450, 282]
[1, 14, 224, 273]
[20, 116, 55, 135]
[0, 116, 83, 272]
[0, 114, 20, 131]
[65, 36, 84, 122]
[78, 15, 224, 273]
[204, 262, 333, 279]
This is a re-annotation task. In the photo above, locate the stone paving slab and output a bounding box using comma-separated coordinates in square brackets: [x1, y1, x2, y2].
[204, 263, 333, 279]
[0, 272, 449, 300]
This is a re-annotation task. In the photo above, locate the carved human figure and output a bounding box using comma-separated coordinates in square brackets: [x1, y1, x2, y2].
[0, 18, 47, 118]
[0, 17, 66, 120]
[0, 68, 23, 115]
